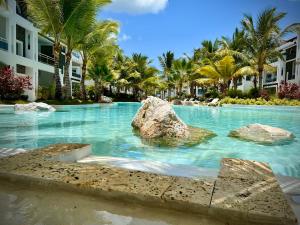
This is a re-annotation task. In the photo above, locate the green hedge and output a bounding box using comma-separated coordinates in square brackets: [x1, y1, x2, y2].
[220, 97, 300, 106]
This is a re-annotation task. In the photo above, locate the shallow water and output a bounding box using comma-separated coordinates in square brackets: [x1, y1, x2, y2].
[0, 103, 300, 177]
[0, 180, 224, 225]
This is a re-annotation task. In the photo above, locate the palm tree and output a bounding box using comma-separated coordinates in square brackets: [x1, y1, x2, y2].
[61, 0, 110, 99]
[88, 63, 115, 100]
[77, 20, 119, 100]
[242, 8, 286, 90]
[282, 23, 300, 35]
[25, 0, 64, 99]
[128, 53, 158, 98]
[171, 58, 193, 95]
[158, 51, 174, 97]
[198, 56, 255, 93]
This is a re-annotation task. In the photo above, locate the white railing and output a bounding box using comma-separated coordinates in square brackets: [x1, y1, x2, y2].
[38, 52, 54, 65]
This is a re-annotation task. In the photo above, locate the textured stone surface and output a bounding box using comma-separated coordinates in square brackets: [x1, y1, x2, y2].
[0, 145, 297, 225]
[218, 158, 276, 182]
[99, 96, 113, 103]
[211, 158, 298, 225]
[0, 144, 209, 212]
[132, 96, 215, 147]
[229, 123, 294, 144]
[163, 177, 214, 213]
[14, 102, 56, 112]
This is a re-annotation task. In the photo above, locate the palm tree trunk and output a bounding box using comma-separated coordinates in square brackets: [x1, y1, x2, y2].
[80, 58, 87, 100]
[258, 68, 263, 90]
[63, 50, 72, 99]
[253, 76, 258, 89]
[54, 42, 62, 99]
[233, 78, 238, 90]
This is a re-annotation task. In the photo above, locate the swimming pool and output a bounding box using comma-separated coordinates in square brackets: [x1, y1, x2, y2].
[0, 103, 300, 177]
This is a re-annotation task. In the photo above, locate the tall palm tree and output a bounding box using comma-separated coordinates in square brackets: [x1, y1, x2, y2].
[25, 0, 64, 99]
[158, 51, 174, 97]
[242, 8, 286, 90]
[171, 58, 193, 95]
[61, 0, 110, 99]
[77, 20, 119, 99]
[198, 56, 255, 93]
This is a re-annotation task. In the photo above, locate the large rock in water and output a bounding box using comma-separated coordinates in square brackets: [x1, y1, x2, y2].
[132, 96, 215, 147]
[229, 123, 294, 145]
[14, 102, 56, 112]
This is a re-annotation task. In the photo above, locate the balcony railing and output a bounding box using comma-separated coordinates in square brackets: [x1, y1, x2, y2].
[72, 72, 81, 79]
[38, 52, 54, 65]
[0, 37, 8, 51]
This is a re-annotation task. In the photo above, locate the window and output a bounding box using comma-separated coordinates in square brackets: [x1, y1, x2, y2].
[246, 75, 251, 81]
[265, 73, 277, 83]
[16, 64, 26, 74]
[16, 40, 23, 56]
[285, 46, 296, 61]
[286, 60, 296, 80]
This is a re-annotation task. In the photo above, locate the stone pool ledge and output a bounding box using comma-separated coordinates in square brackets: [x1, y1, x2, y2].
[0, 144, 297, 225]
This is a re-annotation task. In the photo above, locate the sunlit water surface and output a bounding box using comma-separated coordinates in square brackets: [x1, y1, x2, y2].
[0, 103, 300, 177]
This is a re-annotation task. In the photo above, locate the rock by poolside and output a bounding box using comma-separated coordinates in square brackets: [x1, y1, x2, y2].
[14, 102, 56, 112]
[132, 96, 215, 147]
[229, 123, 294, 145]
[99, 96, 112, 103]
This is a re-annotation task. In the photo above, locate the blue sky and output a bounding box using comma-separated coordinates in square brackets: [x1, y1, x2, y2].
[98, 0, 300, 67]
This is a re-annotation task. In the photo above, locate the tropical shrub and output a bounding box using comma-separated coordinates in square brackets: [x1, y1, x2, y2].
[259, 89, 270, 101]
[278, 81, 300, 100]
[204, 89, 220, 98]
[0, 66, 32, 100]
[247, 88, 260, 98]
[227, 89, 243, 98]
[220, 97, 300, 106]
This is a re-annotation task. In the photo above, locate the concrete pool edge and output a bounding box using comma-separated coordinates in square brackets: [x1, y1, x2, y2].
[0, 144, 297, 225]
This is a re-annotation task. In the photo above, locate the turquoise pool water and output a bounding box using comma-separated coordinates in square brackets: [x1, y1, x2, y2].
[0, 103, 300, 177]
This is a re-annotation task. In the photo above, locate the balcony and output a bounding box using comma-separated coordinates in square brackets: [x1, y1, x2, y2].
[72, 72, 81, 79]
[0, 37, 8, 51]
[38, 52, 54, 65]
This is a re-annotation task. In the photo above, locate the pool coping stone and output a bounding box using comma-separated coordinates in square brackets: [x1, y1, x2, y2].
[0, 144, 297, 225]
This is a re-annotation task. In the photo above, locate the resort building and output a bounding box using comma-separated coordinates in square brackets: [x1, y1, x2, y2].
[236, 33, 300, 94]
[0, 0, 83, 101]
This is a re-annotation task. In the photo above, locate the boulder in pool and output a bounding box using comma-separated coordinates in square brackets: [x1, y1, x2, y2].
[229, 123, 294, 145]
[14, 102, 56, 112]
[132, 96, 215, 147]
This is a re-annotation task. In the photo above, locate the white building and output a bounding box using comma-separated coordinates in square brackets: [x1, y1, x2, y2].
[0, 0, 83, 101]
[236, 33, 300, 94]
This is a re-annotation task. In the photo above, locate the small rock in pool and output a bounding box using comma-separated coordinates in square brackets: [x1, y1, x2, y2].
[229, 123, 294, 145]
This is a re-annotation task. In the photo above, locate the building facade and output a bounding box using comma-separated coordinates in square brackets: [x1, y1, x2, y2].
[236, 33, 300, 94]
[0, 0, 83, 101]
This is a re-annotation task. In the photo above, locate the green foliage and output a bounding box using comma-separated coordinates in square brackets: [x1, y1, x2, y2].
[247, 88, 260, 99]
[220, 97, 300, 106]
[204, 89, 220, 98]
[227, 89, 244, 98]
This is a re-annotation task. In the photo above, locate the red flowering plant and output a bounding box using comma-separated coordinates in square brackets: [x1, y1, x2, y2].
[278, 81, 300, 100]
[0, 66, 32, 100]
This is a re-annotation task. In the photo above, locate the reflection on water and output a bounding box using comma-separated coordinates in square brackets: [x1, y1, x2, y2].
[0, 181, 224, 225]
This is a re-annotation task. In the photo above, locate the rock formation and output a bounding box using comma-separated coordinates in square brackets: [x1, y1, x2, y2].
[14, 102, 56, 112]
[229, 123, 294, 144]
[132, 96, 215, 147]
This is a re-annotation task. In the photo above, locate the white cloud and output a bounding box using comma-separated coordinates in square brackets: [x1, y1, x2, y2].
[119, 34, 132, 42]
[105, 0, 168, 15]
